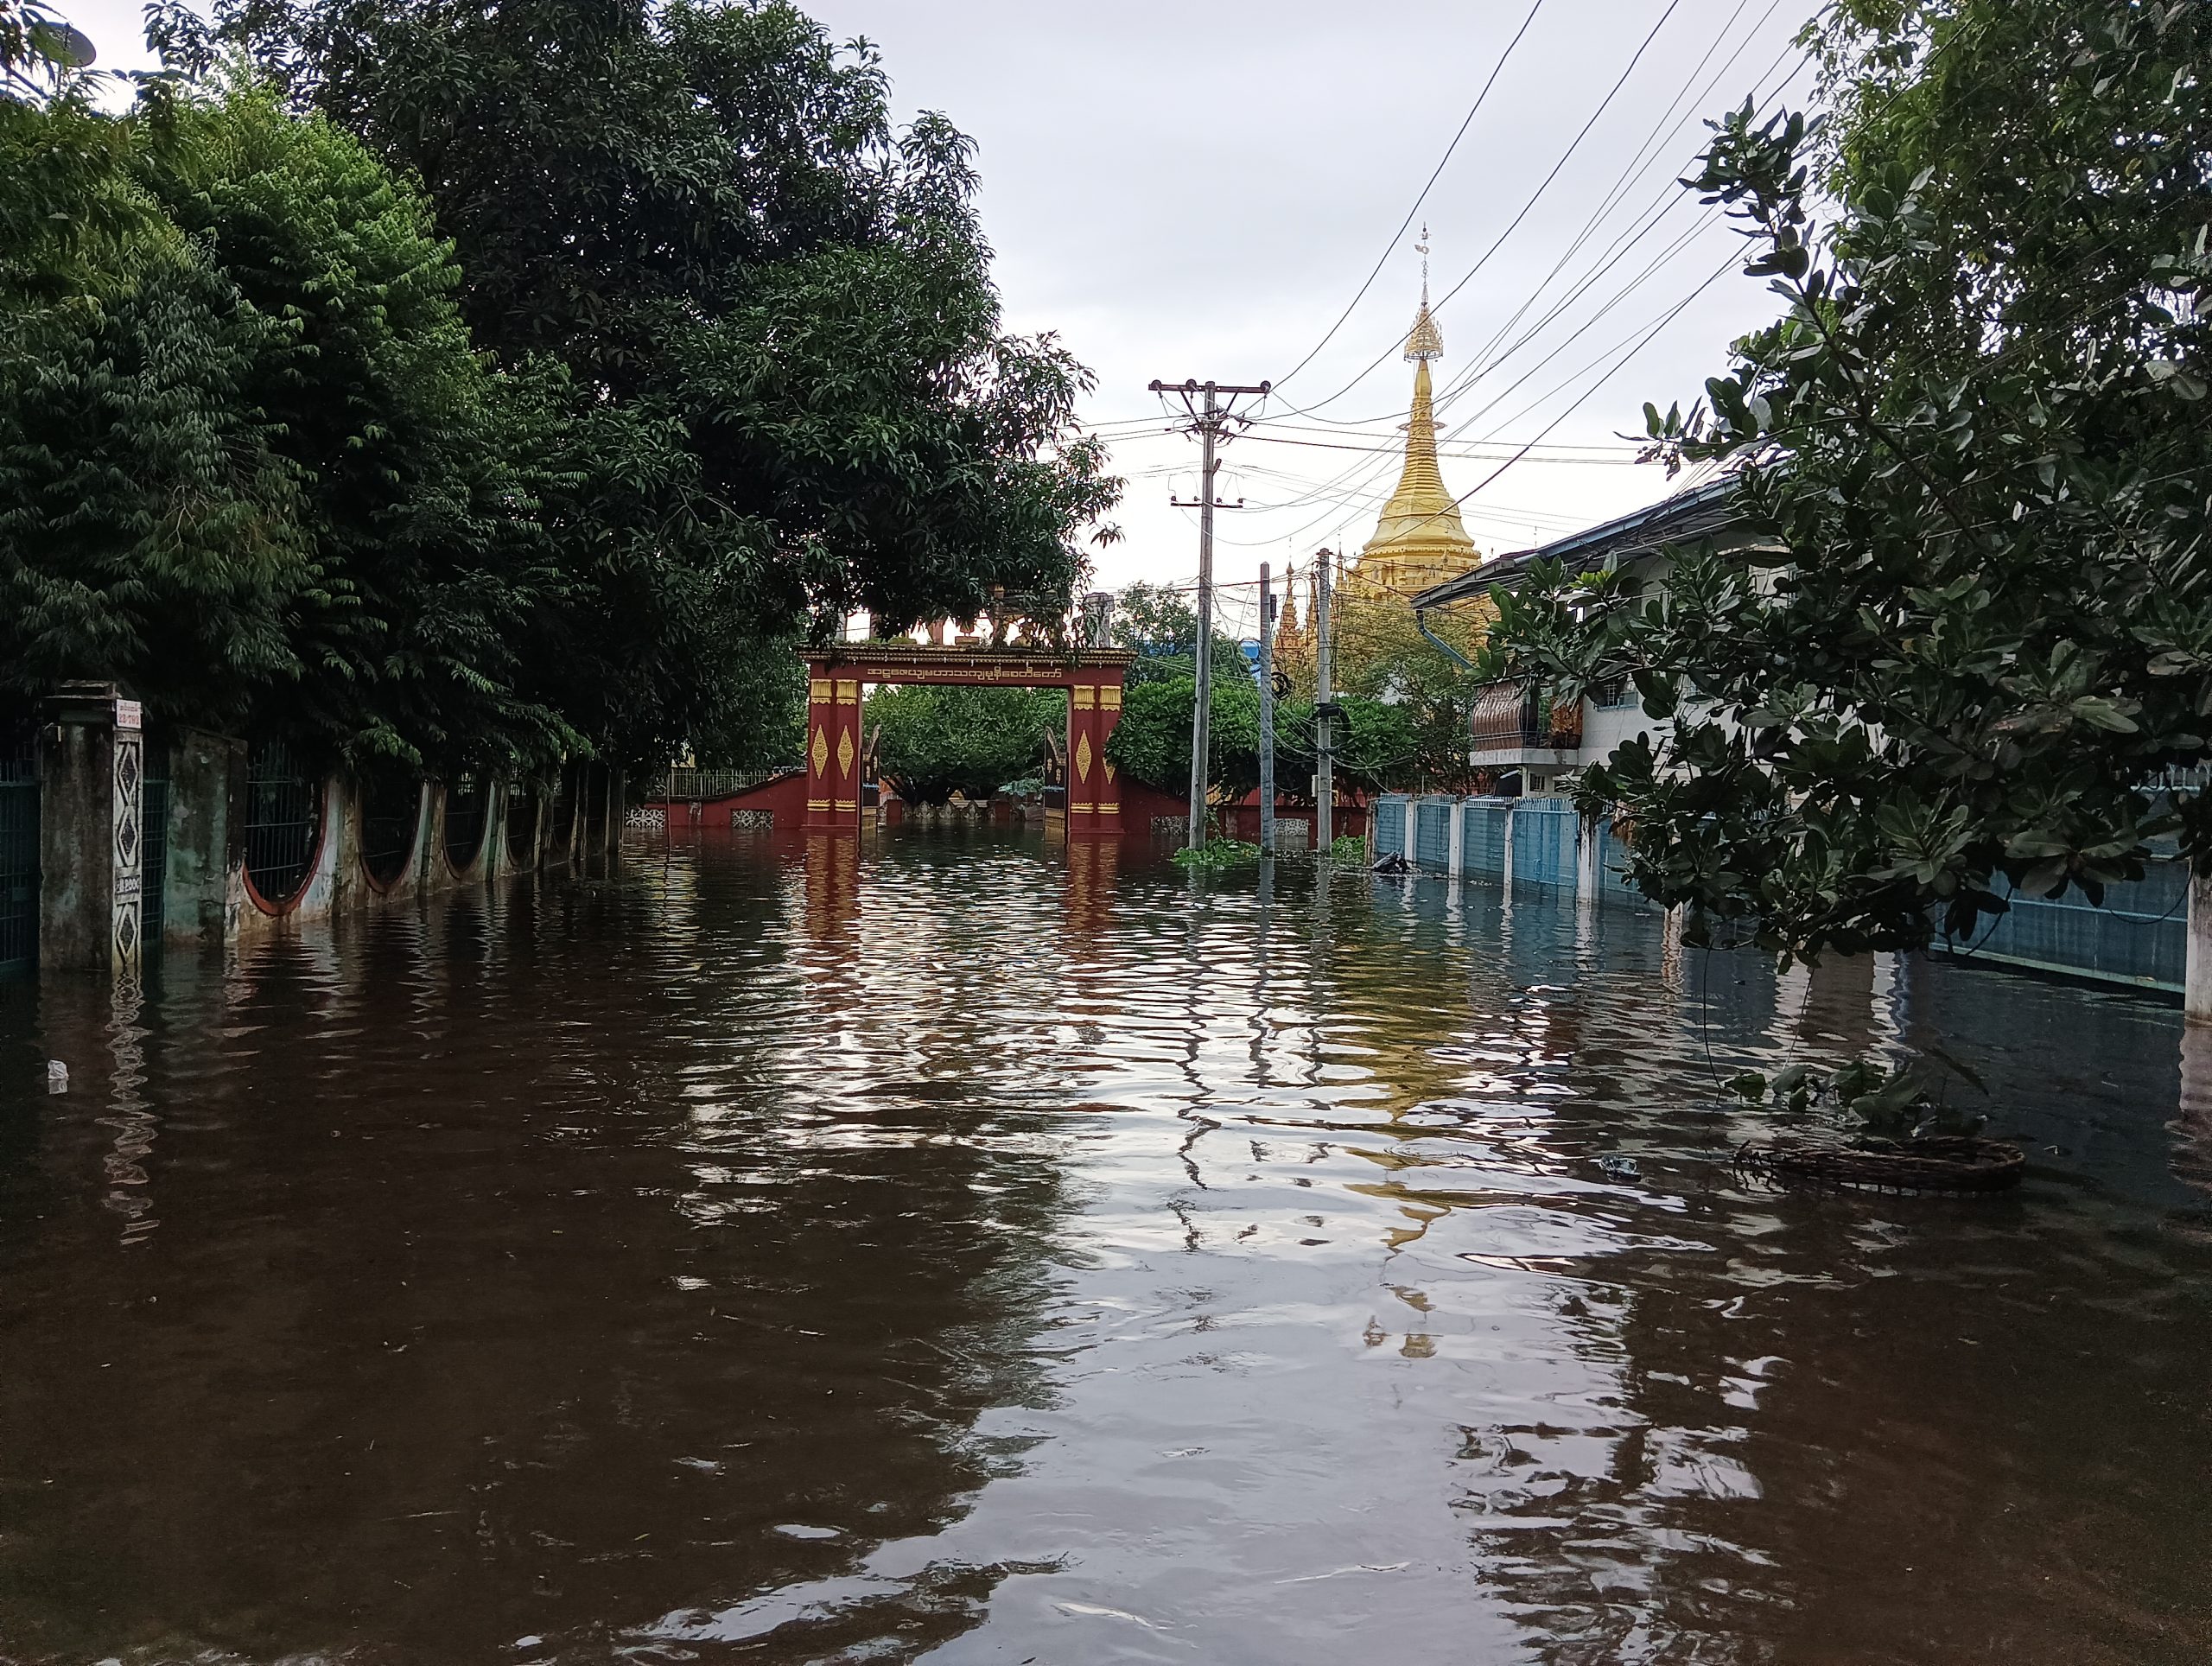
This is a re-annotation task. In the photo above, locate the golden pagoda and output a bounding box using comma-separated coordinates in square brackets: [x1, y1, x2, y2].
[1351, 263, 1481, 597]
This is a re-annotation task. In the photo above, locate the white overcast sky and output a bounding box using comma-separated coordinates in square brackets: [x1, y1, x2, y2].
[66, 0, 1819, 633]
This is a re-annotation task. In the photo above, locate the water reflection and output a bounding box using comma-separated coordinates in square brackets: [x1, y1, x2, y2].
[0, 829, 2205, 1664]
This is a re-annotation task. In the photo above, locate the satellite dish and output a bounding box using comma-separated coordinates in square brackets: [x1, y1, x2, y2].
[31, 19, 98, 68]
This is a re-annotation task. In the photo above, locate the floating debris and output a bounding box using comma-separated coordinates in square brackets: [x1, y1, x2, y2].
[1734, 1136, 2024, 1195]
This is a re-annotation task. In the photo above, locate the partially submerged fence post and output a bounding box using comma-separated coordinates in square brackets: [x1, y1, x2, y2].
[164, 728, 246, 944]
[1576, 812, 1604, 902]
[2188, 868, 2212, 1024]
[36, 683, 143, 977]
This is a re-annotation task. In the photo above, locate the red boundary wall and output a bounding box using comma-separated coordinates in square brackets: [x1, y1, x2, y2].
[659, 769, 810, 830]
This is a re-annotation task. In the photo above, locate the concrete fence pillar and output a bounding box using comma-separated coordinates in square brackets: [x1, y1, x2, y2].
[2188, 868, 2212, 1024]
[1577, 814, 1604, 900]
[164, 728, 245, 944]
[37, 684, 143, 976]
[1500, 800, 1517, 893]
[1447, 798, 1465, 879]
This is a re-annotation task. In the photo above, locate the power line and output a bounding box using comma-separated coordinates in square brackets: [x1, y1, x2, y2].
[1172, 29, 1814, 555]
[1265, 0, 1690, 423]
[1446, 0, 1792, 390]
[1268, 0, 1550, 393]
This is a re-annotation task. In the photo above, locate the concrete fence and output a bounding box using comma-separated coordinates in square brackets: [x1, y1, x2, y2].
[7, 684, 623, 979]
[1374, 791, 2194, 1001]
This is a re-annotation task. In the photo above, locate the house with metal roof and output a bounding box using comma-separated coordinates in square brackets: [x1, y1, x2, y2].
[1409, 476, 1769, 793]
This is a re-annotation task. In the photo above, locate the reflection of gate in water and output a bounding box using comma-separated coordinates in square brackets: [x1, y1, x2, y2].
[244, 741, 322, 908]
[0, 722, 36, 977]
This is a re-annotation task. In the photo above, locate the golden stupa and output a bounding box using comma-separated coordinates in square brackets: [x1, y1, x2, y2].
[1351, 268, 1480, 596]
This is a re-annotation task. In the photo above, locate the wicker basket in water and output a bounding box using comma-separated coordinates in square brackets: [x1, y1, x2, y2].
[1734, 1135, 2026, 1195]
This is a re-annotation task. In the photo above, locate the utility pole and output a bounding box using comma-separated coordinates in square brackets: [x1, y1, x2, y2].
[1258, 561, 1276, 856]
[1152, 376, 1269, 849]
[1314, 546, 1336, 853]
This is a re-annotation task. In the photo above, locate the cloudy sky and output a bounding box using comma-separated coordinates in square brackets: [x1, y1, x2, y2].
[66, 0, 1819, 634]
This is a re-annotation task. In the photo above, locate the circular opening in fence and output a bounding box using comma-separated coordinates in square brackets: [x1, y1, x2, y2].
[505, 789, 538, 866]
[444, 775, 486, 871]
[358, 767, 420, 889]
[244, 741, 322, 910]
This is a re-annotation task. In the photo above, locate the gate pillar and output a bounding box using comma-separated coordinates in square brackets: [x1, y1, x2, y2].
[38, 682, 143, 976]
[1096, 676, 1124, 832]
[804, 665, 862, 830]
[1068, 680, 1099, 831]
[1065, 671, 1125, 835]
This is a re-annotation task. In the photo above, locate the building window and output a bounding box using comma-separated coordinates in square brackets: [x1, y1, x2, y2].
[1593, 677, 1637, 710]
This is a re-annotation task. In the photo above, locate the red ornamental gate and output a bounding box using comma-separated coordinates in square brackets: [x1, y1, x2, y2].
[802, 646, 1135, 833]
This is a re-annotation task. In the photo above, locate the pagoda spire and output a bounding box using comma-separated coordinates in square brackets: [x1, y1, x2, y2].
[1354, 234, 1478, 594]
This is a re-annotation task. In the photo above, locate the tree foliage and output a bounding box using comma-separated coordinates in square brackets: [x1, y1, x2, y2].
[3, 74, 573, 769]
[1104, 675, 1414, 800]
[1487, 0, 2212, 959]
[1279, 582, 1490, 790]
[223, 0, 1122, 764]
[868, 684, 1064, 805]
[3, 1, 1118, 779]
[1109, 580, 1243, 688]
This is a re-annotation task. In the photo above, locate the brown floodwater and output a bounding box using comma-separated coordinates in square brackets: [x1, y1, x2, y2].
[1, 825, 2207, 1664]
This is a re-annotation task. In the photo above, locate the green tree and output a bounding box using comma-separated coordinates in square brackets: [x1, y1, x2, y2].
[1104, 671, 1420, 804]
[1332, 589, 1489, 790]
[141, 81, 579, 772]
[1108, 580, 1239, 687]
[1105, 675, 1257, 802]
[3, 73, 569, 770]
[1487, 0, 2212, 959]
[868, 684, 1065, 804]
[226, 0, 1122, 766]
[1315, 695, 1423, 796]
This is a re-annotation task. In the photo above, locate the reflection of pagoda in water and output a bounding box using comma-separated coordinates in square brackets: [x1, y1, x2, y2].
[1349, 268, 1482, 599]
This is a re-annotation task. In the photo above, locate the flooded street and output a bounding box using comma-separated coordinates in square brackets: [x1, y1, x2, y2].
[2, 827, 2208, 1664]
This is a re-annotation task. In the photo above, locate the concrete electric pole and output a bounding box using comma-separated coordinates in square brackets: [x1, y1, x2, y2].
[1258, 561, 1276, 856]
[1150, 377, 1270, 849]
[1314, 546, 1337, 853]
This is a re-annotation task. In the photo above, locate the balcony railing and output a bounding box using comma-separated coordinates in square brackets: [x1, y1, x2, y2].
[1469, 681, 1583, 752]
[656, 766, 799, 801]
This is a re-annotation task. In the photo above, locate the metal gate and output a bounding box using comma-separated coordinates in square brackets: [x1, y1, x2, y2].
[0, 724, 35, 978]
[244, 741, 321, 907]
[141, 740, 169, 948]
